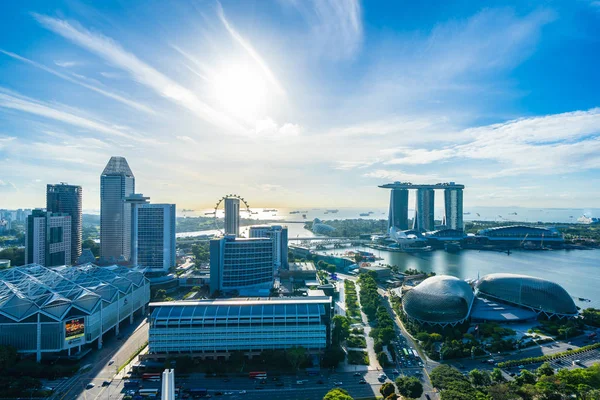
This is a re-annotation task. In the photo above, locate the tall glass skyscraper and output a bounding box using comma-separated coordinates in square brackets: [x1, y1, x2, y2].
[444, 188, 464, 230]
[46, 183, 82, 264]
[100, 156, 135, 262]
[413, 188, 435, 232]
[132, 203, 176, 272]
[224, 197, 240, 236]
[388, 188, 409, 231]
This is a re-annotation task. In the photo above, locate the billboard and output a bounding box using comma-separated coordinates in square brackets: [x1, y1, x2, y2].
[65, 317, 85, 342]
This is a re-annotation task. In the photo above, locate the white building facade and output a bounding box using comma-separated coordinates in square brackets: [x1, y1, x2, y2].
[248, 225, 288, 269]
[26, 210, 71, 267]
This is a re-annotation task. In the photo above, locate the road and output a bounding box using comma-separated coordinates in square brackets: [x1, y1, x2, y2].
[49, 314, 149, 400]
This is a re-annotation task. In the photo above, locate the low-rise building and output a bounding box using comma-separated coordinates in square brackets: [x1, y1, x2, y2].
[147, 297, 332, 359]
[280, 261, 317, 282]
[358, 264, 391, 280]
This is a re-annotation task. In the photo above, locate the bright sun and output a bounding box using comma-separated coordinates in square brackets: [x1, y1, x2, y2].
[211, 63, 268, 122]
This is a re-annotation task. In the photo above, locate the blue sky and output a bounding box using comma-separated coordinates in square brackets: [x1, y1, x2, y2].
[0, 0, 599, 211]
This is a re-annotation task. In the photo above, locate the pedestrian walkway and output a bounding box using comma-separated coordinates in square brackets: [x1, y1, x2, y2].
[356, 283, 382, 371]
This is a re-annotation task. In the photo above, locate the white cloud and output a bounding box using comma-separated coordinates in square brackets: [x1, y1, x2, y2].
[54, 60, 79, 68]
[1, 50, 155, 114]
[282, 0, 362, 59]
[362, 169, 442, 183]
[33, 13, 247, 134]
[217, 3, 285, 95]
[253, 118, 302, 138]
[0, 89, 143, 141]
[176, 135, 197, 144]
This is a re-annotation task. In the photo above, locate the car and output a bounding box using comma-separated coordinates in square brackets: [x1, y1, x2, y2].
[567, 348, 573, 351]
[296, 380, 305, 385]
[353, 372, 361, 376]
[518, 365, 525, 369]
[255, 386, 265, 390]
[214, 392, 223, 396]
[392, 369, 399, 374]
[222, 378, 230, 382]
[359, 379, 367, 384]
[102, 380, 110, 387]
[86, 383, 95, 389]
[425, 395, 431, 400]
[275, 382, 284, 387]
[334, 381, 343, 386]
[224, 392, 233, 396]
[317, 380, 324, 384]
[260, 379, 267, 384]
[238, 390, 246, 394]
[108, 360, 115, 365]
[509, 372, 516, 377]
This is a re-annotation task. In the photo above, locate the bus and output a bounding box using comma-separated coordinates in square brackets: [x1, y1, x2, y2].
[124, 380, 140, 389]
[249, 371, 267, 379]
[142, 373, 161, 381]
[188, 388, 208, 397]
[412, 349, 419, 357]
[138, 388, 159, 397]
[402, 348, 408, 356]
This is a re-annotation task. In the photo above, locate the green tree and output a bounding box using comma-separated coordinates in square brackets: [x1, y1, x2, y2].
[0, 247, 24, 267]
[322, 346, 345, 368]
[377, 351, 389, 366]
[395, 376, 424, 399]
[380, 382, 395, 397]
[332, 315, 350, 346]
[82, 238, 99, 257]
[430, 365, 468, 390]
[515, 369, 537, 386]
[155, 289, 167, 300]
[327, 264, 337, 274]
[491, 368, 505, 383]
[536, 362, 554, 377]
[286, 346, 307, 371]
[469, 369, 491, 387]
[0, 345, 18, 371]
[379, 327, 396, 345]
[323, 388, 353, 400]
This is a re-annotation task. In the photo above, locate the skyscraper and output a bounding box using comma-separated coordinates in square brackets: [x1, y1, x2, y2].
[26, 209, 71, 267]
[100, 156, 135, 262]
[132, 202, 176, 272]
[413, 188, 435, 232]
[249, 225, 289, 269]
[388, 188, 409, 231]
[444, 188, 464, 231]
[210, 235, 274, 294]
[224, 197, 240, 236]
[46, 183, 82, 264]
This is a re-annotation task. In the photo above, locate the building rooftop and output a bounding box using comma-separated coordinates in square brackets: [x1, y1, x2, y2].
[150, 296, 332, 307]
[289, 262, 316, 272]
[101, 156, 134, 177]
[0, 263, 147, 321]
[379, 182, 464, 189]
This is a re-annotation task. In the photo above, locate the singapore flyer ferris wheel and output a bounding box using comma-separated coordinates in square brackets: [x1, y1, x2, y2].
[213, 194, 252, 234]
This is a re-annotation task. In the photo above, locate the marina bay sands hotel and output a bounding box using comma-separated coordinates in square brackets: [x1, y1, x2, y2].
[379, 182, 464, 232]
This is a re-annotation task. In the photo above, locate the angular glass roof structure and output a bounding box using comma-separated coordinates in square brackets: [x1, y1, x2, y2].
[0, 263, 146, 322]
[101, 156, 134, 177]
[475, 273, 577, 317]
[402, 275, 474, 326]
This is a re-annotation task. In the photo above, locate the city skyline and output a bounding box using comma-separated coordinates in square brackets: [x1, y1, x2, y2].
[1, 1, 600, 210]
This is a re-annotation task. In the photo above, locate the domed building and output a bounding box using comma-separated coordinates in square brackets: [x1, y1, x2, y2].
[475, 273, 577, 318]
[402, 275, 474, 326]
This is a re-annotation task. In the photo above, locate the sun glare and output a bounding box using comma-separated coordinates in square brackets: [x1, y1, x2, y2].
[211, 63, 269, 122]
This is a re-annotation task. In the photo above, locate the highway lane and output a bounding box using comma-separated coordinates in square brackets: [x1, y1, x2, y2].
[51, 314, 149, 400]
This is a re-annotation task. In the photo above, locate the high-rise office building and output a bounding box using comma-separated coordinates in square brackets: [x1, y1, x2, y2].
[388, 188, 409, 231]
[444, 188, 464, 231]
[131, 202, 176, 272]
[224, 197, 240, 237]
[46, 183, 82, 264]
[249, 225, 289, 269]
[100, 156, 135, 262]
[26, 209, 71, 267]
[413, 188, 435, 232]
[210, 235, 274, 294]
